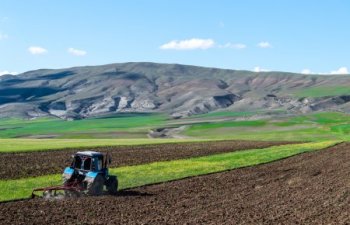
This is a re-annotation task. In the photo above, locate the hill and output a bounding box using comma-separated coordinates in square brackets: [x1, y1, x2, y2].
[1, 62, 350, 119]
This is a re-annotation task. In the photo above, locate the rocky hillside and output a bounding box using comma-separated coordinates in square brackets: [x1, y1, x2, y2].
[1, 62, 350, 119]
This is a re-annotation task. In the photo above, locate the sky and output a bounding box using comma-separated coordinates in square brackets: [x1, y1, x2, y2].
[0, 0, 349, 75]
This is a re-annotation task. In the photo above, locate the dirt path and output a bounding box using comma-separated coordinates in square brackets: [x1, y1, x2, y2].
[0, 140, 293, 180]
[1, 142, 349, 224]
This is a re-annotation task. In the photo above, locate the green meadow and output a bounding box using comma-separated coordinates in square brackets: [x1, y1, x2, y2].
[293, 86, 350, 98]
[184, 112, 350, 141]
[0, 111, 350, 153]
[0, 113, 167, 138]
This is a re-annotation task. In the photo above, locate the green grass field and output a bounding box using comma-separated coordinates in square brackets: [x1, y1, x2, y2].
[188, 111, 259, 118]
[183, 112, 350, 141]
[293, 86, 350, 98]
[0, 111, 350, 152]
[0, 113, 167, 138]
[0, 141, 337, 202]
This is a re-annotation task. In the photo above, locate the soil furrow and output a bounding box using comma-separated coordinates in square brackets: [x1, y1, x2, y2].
[0, 142, 349, 224]
[0, 140, 292, 180]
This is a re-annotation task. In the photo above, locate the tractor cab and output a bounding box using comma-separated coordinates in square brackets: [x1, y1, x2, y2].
[64, 151, 111, 180]
[71, 151, 105, 173]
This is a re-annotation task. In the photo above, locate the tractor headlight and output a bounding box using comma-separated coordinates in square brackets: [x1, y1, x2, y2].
[62, 173, 72, 180]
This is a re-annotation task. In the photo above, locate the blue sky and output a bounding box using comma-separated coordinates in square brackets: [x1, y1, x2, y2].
[0, 0, 349, 75]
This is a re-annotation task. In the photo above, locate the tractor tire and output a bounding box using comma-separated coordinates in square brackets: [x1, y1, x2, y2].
[87, 175, 104, 196]
[106, 176, 118, 195]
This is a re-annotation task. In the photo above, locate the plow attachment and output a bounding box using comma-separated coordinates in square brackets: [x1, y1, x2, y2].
[32, 180, 85, 199]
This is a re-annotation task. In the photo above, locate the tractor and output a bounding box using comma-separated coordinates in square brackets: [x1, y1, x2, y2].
[32, 151, 118, 198]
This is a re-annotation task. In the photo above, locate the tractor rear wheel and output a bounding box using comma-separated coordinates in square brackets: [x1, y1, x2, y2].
[87, 175, 104, 196]
[106, 176, 118, 195]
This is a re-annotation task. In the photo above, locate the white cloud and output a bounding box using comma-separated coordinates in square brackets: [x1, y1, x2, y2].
[0, 71, 18, 76]
[301, 69, 312, 74]
[330, 67, 348, 75]
[300, 67, 349, 75]
[257, 41, 272, 48]
[68, 47, 87, 56]
[160, 38, 215, 50]
[0, 33, 8, 40]
[221, 43, 246, 49]
[28, 46, 47, 55]
[253, 66, 269, 72]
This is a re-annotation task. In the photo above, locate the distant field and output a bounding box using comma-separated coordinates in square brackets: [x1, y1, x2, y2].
[0, 113, 167, 138]
[183, 112, 350, 141]
[1, 111, 350, 143]
[188, 111, 259, 118]
[293, 86, 350, 97]
[0, 141, 337, 202]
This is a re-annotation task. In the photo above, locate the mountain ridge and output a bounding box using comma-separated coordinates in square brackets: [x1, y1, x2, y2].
[1, 62, 350, 119]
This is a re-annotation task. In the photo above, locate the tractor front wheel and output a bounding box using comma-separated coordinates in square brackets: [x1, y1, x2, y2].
[106, 176, 118, 195]
[87, 175, 104, 196]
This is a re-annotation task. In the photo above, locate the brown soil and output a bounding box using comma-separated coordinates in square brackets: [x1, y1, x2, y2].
[1, 142, 349, 224]
[0, 140, 292, 180]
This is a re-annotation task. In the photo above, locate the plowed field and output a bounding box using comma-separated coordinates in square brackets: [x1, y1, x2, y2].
[0, 140, 292, 179]
[0, 142, 348, 224]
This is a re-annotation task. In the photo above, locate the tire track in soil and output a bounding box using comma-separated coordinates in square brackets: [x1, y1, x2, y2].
[0, 140, 293, 180]
[0, 142, 349, 224]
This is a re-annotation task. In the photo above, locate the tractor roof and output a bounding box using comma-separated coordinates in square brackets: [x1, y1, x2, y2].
[76, 151, 103, 156]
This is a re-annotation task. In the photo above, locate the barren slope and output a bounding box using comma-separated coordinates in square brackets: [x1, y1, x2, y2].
[1, 62, 350, 119]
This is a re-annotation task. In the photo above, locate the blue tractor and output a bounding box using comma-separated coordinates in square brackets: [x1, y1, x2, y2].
[32, 151, 118, 198]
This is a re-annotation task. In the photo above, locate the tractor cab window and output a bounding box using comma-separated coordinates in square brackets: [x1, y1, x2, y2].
[83, 157, 92, 170]
[97, 156, 103, 170]
[72, 155, 82, 169]
[72, 155, 92, 170]
[92, 156, 103, 171]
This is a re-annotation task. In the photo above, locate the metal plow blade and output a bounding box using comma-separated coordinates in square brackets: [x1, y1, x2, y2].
[32, 182, 85, 199]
